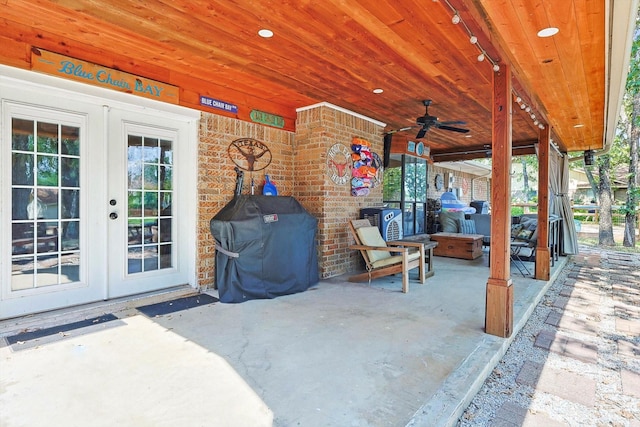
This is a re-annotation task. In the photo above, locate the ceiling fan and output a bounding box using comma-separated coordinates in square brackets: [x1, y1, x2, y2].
[414, 100, 469, 139]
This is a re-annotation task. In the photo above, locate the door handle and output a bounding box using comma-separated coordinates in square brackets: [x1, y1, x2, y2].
[109, 212, 118, 220]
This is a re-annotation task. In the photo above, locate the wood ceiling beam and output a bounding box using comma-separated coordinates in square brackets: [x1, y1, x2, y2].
[430, 139, 537, 162]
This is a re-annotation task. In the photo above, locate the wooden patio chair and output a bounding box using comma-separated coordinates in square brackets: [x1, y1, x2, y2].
[348, 219, 426, 293]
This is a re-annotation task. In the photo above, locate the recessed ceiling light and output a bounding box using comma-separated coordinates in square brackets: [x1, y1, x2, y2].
[537, 27, 559, 38]
[465, 134, 472, 138]
[258, 29, 274, 38]
[574, 124, 584, 128]
[372, 88, 384, 94]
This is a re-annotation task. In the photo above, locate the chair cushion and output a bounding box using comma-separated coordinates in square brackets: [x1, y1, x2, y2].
[440, 210, 465, 233]
[370, 250, 420, 269]
[514, 228, 534, 241]
[510, 223, 523, 238]
[519, 217, 539, 242]
[457, 218, 477, 234]
[356, 226, 391, 263]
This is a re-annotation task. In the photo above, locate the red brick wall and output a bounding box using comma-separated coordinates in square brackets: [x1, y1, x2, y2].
[294, 104, 385, 278]
[197, 113, 295, 289]
[428, 166, 490, 206]
[197, 105, 385, 288]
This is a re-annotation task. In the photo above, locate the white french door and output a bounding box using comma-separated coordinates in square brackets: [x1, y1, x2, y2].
[106, 109, 192, 298]
[1, 71, 197, 319]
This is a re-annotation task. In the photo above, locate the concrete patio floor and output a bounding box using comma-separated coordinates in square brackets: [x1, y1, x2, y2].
[0, 251, 567, 427]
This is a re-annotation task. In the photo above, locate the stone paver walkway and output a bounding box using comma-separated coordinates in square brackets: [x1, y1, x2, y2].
[459, 246, 640, 426]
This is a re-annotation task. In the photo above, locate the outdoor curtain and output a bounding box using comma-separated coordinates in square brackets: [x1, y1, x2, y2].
[559, 154, 578, 254]
[540, 146, 579, 255]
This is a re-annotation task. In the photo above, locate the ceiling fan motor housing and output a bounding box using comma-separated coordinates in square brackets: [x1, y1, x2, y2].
[417, 115, 438, 125]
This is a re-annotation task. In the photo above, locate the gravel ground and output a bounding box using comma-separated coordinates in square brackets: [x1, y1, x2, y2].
[457, 245, 640, 427]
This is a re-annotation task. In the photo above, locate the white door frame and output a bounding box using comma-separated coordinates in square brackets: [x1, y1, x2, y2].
[0, 65, 199, 319]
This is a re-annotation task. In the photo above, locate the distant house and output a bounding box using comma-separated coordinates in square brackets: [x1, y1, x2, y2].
[569, 166, 629, 204]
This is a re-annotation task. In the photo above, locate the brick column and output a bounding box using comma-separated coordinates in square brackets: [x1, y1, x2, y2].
[294, 103, 385, 278]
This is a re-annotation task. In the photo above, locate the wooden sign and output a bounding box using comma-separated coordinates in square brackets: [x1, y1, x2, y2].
[200, 96, 238, 113]
[31, 48, 179, 104]
[250, 109, 285, 128]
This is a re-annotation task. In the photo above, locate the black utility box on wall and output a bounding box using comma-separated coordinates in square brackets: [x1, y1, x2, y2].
[210, 196, 319, 303]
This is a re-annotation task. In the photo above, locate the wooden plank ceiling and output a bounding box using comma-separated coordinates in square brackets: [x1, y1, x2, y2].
[0, 0, 605, 160]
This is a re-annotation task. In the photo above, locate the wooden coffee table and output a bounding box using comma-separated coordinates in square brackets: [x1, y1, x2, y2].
[429, 232, 484, 260]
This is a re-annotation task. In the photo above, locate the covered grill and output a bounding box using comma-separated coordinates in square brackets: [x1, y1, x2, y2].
[210, 195, 319, 303]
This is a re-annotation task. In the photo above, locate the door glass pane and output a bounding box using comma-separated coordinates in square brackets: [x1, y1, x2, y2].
[160, 139, 172, 164]
[61, 220, 80, 251]
[61, 190, 80, 219]
[36, 255, 59, 287]
[12, 223, 34, 255]
[61, 253, 80, 284]
[12, 153, 34, 186]
[38, 189, 59, 219]
[61, 157, 80, 187]
[36, 155, 58, 186]
[37, 122, 59, 154]
[144, 192, 158, 216]
[128, 191, 142, 217]
[160, 166, 172, 190]
[61, 125, 80, 155]
[143, 164, 158, 190]
[11, 257, 33, 290]
[143, 137, 160, 162]
[10, 117, 81, 291]
[12, 118, 34, 151]
[127, 133, 173, 274]
[127, 247, 142, 274]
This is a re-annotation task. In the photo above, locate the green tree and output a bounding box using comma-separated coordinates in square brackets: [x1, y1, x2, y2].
[511, 154, 538, 202]
[598, 154, 616, 246]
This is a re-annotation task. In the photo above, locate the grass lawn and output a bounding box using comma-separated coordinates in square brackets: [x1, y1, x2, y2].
[576, 221, 640, 253]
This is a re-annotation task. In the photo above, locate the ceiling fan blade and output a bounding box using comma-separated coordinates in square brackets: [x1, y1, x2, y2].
[439, 120, 467, 126]
[415, 127, 427, 139]
[437, 125, 470, 133]
[384, 126, 414, 135]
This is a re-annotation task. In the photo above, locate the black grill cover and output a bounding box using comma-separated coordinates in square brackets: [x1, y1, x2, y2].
[210, 195, 319, 303]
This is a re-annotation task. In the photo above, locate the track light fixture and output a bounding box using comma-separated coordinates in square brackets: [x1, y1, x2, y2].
[442, 0, 500, 73]
[512, 91, 546, 130]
